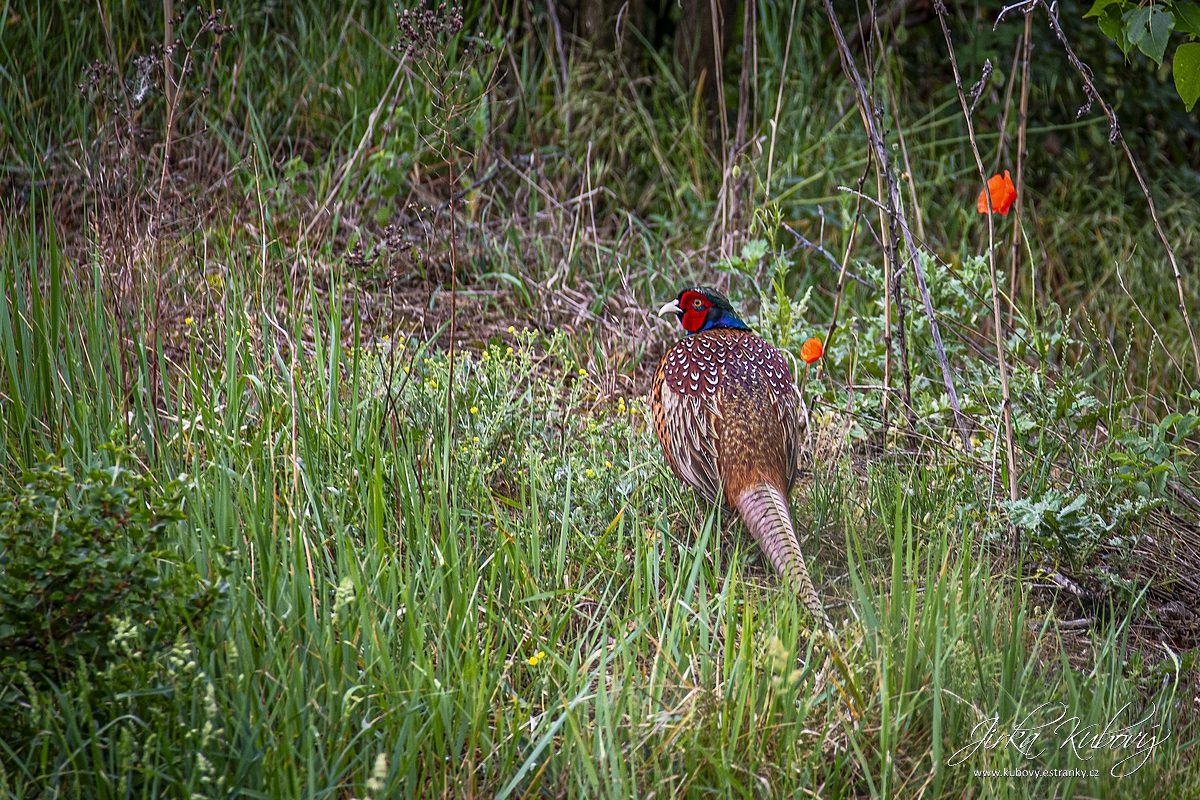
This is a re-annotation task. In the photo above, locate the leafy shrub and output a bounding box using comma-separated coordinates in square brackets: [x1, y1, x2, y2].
[1109, 410, 1200, 497]
[1003, 489, 1146, 570]
[0, 446, 214, 686]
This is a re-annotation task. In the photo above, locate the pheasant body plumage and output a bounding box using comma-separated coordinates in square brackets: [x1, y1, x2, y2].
[651, 288, 828, 626]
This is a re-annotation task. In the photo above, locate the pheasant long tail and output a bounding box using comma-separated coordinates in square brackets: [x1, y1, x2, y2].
[734, 482, 832, 629]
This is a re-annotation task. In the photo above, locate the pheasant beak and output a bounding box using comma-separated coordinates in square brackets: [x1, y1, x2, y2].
[657, 299, 682, 318]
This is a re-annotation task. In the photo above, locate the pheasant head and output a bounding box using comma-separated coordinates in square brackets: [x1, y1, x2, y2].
[658, 287, 750, 334]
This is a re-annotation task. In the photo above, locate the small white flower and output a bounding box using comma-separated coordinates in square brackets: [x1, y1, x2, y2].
[366, 752, 388, 793]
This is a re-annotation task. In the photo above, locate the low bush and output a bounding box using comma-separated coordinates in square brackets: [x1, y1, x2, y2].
[0, 445, 216, 687]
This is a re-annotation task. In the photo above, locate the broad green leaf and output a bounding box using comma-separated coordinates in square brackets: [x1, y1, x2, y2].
[1141, 7, 1176, 63]
[1175, 42, 1200, 110]
[1175, 2, 1200, 34]
[1084, 0, 1123, 17]
[1100, 5, 1130, 48]
[1123, 6, 1151, 42]
[1123, 5, 1152, 55]
[1123, 5, 1175, 63]
[741, 239, 768, 264]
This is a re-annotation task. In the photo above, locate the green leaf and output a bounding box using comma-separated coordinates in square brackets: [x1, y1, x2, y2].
[1100, 6, 1131, 48]
[1085, 0, 1123, 17]
[1175, 2, 1200, 34]
[1124, 5, 1152, 47]
[740, 239, 768, 264]
[1141, 7, 1176, 64]
[1175, 42, 1200, 110]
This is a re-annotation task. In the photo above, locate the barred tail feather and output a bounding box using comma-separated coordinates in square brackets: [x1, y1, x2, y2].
[734, 483, 831, 628]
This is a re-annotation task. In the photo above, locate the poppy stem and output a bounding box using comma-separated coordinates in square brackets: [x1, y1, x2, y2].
[934, 1, 1021, 518]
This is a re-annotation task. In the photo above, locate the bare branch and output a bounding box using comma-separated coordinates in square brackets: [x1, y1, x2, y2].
[934, 1, 1019, 508]
[1034, 0, 1200, 378]
[820, 0, 975, 452]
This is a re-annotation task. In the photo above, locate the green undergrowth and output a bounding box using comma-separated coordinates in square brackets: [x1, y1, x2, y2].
[3, 1, 1200, 793]
[3, 0, 1199, 398]
[1, 226, 1196, 798]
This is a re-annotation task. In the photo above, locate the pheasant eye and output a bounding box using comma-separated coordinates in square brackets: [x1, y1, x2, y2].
[691, 298, 705, 310]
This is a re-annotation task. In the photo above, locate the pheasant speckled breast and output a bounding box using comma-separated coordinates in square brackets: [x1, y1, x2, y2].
[651, 287, 829, 627]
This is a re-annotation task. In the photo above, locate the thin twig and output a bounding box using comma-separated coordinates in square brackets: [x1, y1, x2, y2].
[820, 160, 873, 373]
[782, 223, 877, 289]
[869, 0, 913, 437]
[988, 33, 1023, 178]
[994, 0, 1038, 27]
[1008, 10, 1033, 321]
[934, 2, 1019, 508]
[885, 61, 924, 241]
[710, 0, 732, 255]
[820, 0, 975, 452]
[1035, 0, 1200, 378]
[765, 0, 802, 207]
[731, 0, 754, 228]
[878, 168, 895, 433]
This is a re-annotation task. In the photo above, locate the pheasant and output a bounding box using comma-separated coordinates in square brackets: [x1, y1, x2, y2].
[651, 287, 829, 627]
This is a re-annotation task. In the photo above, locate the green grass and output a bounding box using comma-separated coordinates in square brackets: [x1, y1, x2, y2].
[1, 225, 1196, 797]
[3, 0, 1200, 796]
[4, 1, 1197, 384]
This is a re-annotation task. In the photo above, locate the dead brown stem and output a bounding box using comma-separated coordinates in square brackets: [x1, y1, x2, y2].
[819, 0, 975, 452]
[1008, 10, 1032, 321]
[934, 3, 1019, 507]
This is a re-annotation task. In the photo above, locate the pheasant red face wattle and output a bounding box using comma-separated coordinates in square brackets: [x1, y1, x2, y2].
[678, 290, 713, 333]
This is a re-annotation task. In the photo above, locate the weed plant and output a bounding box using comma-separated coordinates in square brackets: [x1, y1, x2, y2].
[0, 223, 1196, 796]
[1, 0, 1199, 796]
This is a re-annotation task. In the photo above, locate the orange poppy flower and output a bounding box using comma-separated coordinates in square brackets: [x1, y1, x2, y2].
[800, 337, 823, 364]
[976, 170, 1017, 216]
